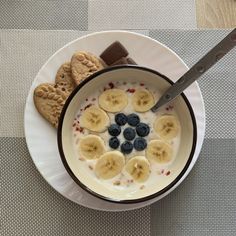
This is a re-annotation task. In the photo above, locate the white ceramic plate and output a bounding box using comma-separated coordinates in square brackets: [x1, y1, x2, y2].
[24, 31, 205, 211]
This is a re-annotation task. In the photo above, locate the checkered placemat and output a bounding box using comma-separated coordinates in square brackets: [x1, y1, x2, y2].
[1, 1, 236, 235]
[1, 29, 235, 236]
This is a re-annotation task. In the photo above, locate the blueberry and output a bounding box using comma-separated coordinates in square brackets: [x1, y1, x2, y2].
[127, 113, 140, 126]
[120, 141, 133, 154]
[115, 113, 127, 126]
[134, 137, 147, 151]
[136, 123, 150, 137]
[109, 137, 120, 149]
[123, 127, 136, 141]
[108, 124, 121, 136]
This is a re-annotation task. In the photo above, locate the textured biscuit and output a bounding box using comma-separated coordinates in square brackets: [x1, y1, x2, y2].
[34, 52, 104, 128]
[71, 51, 104, 85]
[33, 83, 67, 128]
[55, 62, 76, 94]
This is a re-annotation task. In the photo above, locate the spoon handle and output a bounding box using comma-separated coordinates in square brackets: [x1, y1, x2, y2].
[151, 28, 236, 112]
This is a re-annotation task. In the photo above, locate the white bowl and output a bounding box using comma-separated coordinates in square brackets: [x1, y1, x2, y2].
[58, 65, 197, 203]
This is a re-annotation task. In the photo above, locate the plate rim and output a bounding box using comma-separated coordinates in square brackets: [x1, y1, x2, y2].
[24, 30, 205, 211]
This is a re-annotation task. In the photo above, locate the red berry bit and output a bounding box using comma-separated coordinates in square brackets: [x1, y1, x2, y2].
[140, 83, 145, 86]
[108, 82, 114, 89]
[126, 88, 136, 93]
[84, 104, 92, 110]
[166, 171, 171, 176]
[166, 105, 174, 111]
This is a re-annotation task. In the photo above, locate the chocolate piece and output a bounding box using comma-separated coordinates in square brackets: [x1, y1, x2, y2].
[100, 41, 129, 65]
[111, 57, 129, 66]
[111, 57, 137, 66]
[127, 57, 137, 65]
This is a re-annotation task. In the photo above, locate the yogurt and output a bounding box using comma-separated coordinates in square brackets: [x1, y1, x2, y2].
[72, 81, 181, 194]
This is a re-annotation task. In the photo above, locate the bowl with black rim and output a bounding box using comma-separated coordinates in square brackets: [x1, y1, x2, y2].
[57, 65, 197, 204]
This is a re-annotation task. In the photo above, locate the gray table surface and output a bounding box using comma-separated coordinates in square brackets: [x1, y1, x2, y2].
[1, 1, 236, 236]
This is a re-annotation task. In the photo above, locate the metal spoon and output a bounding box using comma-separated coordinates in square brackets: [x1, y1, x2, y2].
[151, 28, 236, 112]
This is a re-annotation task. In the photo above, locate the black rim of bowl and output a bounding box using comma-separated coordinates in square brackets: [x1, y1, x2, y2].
[57, 65, 197, 204]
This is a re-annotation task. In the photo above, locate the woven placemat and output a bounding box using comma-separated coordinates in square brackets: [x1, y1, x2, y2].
[0, 0, 196, 30]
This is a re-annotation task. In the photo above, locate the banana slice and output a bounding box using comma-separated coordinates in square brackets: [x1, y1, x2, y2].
[78, 135, 106, 160]
[125, 156, 150, 182]
[146, 140, 173, 164]
[154, 115, 180, 140]
[80, 105, 110, 132]
[132, 89, 155, 112]
[95, 151, 125, 179]
[98, 89, 128, 113]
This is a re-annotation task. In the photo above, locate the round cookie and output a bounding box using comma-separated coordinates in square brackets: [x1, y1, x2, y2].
[55, 62, 76, 94]
[71, 51, 104, 85]
[33, 83, 67, 128]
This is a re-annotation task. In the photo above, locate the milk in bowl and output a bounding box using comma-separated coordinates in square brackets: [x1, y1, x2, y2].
[72, 81, 181, 199]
